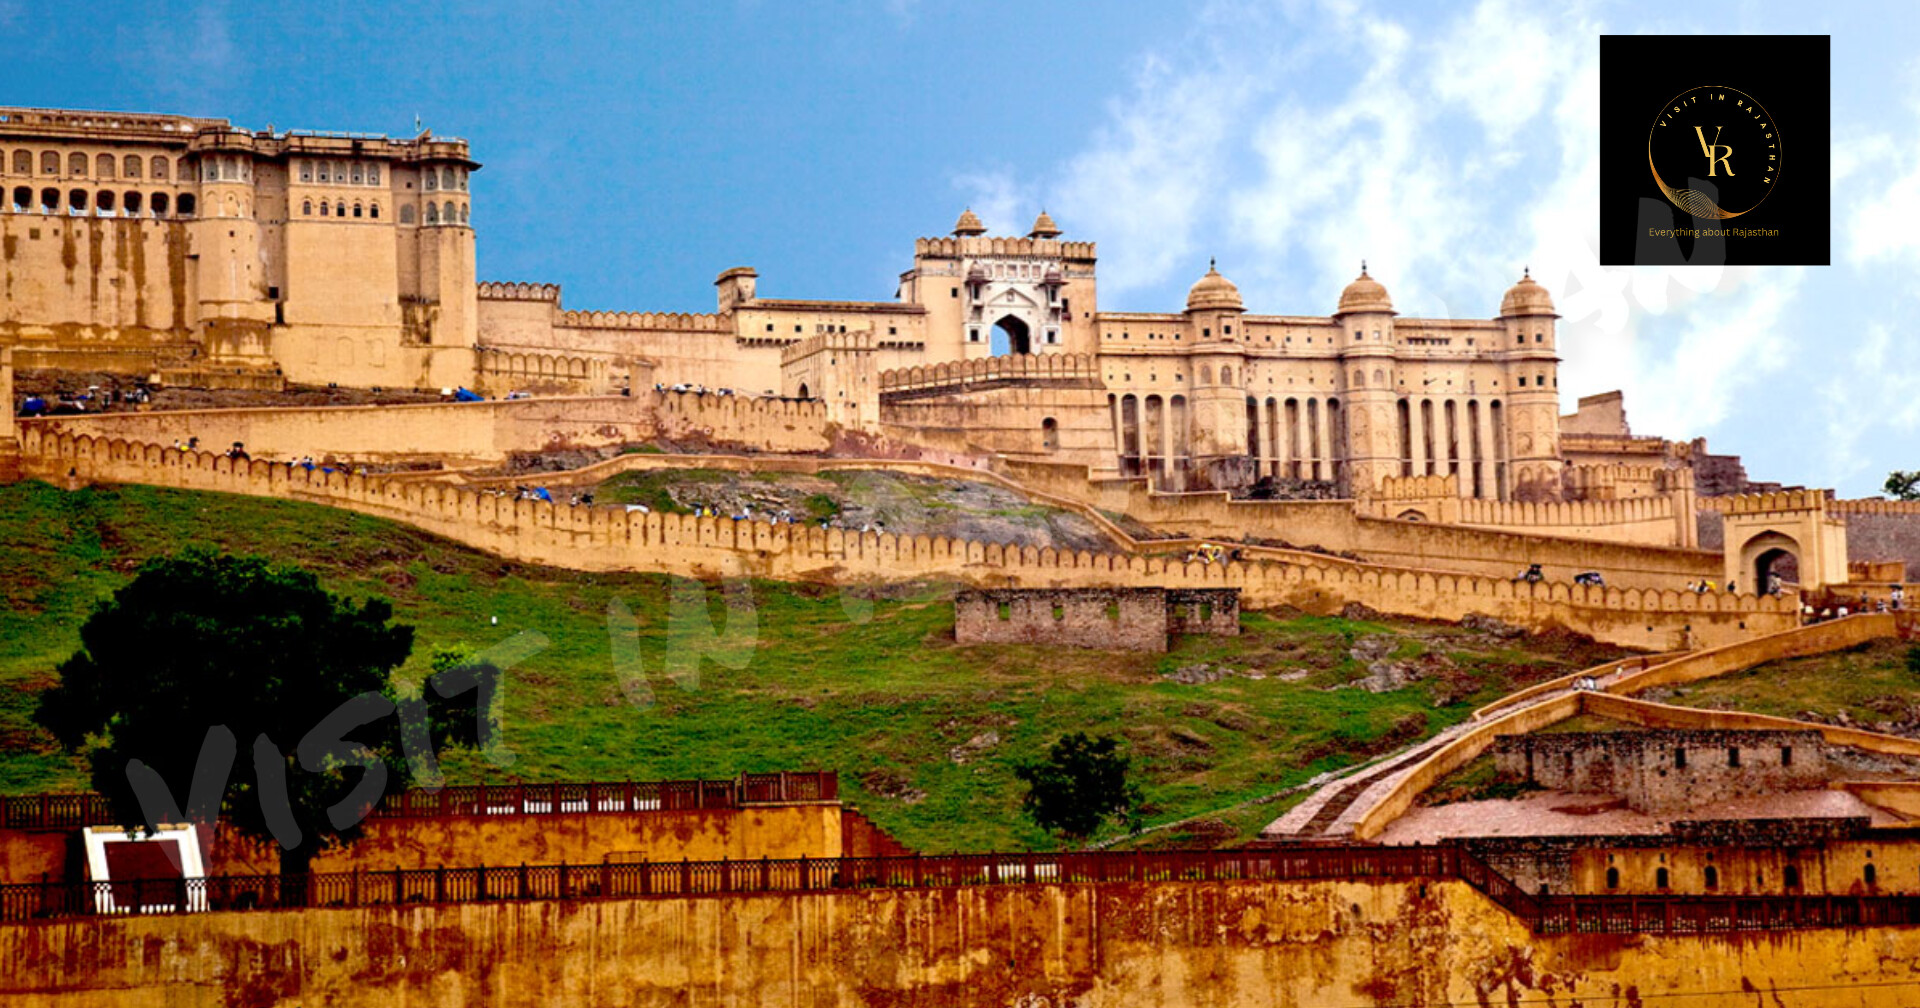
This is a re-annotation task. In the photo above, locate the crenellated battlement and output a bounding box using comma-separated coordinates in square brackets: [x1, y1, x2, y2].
[1368, 474, 1458, 501]
[559, 310, 726, 332]
[878, 353, 1099, 398]
[1703, 489, 1833, 515]
[913, 236, 1097, 260]
[478, 282, 562, 302]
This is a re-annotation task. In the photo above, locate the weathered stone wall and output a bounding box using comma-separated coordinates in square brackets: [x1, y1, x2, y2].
[23, 389, 833, 465]
[14, 875, 1920, 1006]
[954, 587, 1170, 651]
[1491, 729, 1828, 814]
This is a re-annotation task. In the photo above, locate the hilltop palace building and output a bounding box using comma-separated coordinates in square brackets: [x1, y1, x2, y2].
[0, 106, 1590, 499]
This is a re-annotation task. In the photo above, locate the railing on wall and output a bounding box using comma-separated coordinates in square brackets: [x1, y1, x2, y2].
[0, 772, 839, 831]
[0, 845, 1462, 924]
[3, 840, 1908, 936]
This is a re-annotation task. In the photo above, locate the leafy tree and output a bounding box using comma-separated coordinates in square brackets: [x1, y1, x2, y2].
[1886, 471, 1920, 501]
[35, 550, 489, 883]
[1015, 732, 1143, 841]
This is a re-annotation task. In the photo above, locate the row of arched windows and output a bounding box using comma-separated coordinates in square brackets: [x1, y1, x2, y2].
[303, 199, 382, 220]
[421, 166, 469, 192]
[295, 159, 383, 186]
[1601, 862, 1858, 892]
[3, 150, 176, 181]
[293, 198, 469, 225]
[199, 156, 252, 183]
[6, 187, 194, 217]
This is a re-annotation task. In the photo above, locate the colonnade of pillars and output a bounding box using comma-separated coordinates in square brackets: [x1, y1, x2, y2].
[1393, 396, 1507, 499]
[1241, 395, 1345, 484]
[1110, 393, 1191, 485]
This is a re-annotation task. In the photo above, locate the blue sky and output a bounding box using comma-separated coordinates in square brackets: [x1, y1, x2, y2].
[4, 0, 1914, 494]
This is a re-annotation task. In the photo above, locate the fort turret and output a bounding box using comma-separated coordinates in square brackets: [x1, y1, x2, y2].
[1184, 262, 1250, 481]
[1500, 269, 1564, 499]
[1335, 262, 1398, 496]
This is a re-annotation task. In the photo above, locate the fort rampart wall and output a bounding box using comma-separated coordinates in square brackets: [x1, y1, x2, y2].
[15, 431, 1799, 650]
[10, 874, 1920, 1007]
[22, 391, 833, 464]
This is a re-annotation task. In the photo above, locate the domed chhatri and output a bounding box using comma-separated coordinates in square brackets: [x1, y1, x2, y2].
[1499, 267, 1556, 317]
[1336, 262, 1393, 315]
[953, 207, 986, 237]
[1028, 210, 1062, 239]
[1185, 259, 1244, 313]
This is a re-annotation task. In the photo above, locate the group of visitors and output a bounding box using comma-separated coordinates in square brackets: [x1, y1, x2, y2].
[18, 382, 152, 417]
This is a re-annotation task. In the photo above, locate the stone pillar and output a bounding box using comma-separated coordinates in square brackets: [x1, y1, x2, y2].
[1475, 399, 1497, 500]
[1315, 399, 1334, 483]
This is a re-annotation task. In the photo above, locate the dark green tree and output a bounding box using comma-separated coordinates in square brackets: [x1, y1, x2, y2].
[1886, 471, 1920, 501]
[1015, 732, 1143, 841]
[35, 550, 491, 884]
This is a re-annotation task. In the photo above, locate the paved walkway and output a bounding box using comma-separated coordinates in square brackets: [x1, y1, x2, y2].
[1256, 657, 1656, 844]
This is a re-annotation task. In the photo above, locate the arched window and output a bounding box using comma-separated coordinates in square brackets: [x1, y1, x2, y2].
[1220, 366, 1232, 384]
[367, 164, 380, 185]
[41, 151, 59, 174]
[39, 187, 58, 211]
[400, 204, 415, 224]
[1866, 863, 1878, 886]
[123, 155, 141, 178]
[1655, 867, 1669, 889]
[1605, 867, 1619, 889]
[96, 191, 115, 214]
[175, 193, 195, 216]
[68, 189, 87, 212]
[370, 203, 380, 219]
[1352, 369, 1365, 387]
[1784, 865, 1800, 890]
[1704, 865, 1718, 889]
[1041, 417, 1059, 451]
[441, 167, 455, 189]
[352, 202, 363, 218]
[319, 200, 329, 217]
[10, 150, 28, 174]
[124, 191, 141, 215]
[424, 202, 439, 224]
[151, 192, 169, 216]
[351, 163, 364, 184]
[10, 186, 28, 211]
[459, 203, 469, 223]
[301, 200, 312, 216]
[424, 169, 437, 191]
[457, 168, 468, 191]
[1200, 365, 1212, 384]
[151, 155, 170, 180]
[96, 153, 115, 178]
[442, 200, 455, 223]
[69, 152, 87, 175]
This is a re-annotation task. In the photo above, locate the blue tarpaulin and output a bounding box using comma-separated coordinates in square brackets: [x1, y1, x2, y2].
[453, 387, 483, 402]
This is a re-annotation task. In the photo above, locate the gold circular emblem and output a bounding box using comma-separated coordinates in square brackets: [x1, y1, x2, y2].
[1647, 84, 1778, 219]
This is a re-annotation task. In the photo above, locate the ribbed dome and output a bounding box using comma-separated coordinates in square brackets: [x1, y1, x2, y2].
[1499, 270, 1556, 317]
[953, 208, 986, 237]
[1028, 210, 1061, 239]
[1185, 261, 1244, 312]
[1336, 265, 1393, 314]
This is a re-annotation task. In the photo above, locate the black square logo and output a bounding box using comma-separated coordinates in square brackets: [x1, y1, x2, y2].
[1599, 35, 1830, 266]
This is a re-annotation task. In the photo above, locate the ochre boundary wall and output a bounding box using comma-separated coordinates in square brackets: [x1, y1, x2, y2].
[13, 872, 1920, 1007]
[1349, 614, 1901, 840]
[17, 432, 1800, 650]
[994, 457, 1724, 590]
[20, 389, 833, 464]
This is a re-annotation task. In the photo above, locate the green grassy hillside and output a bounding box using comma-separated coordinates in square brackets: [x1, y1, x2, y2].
[1647, 639, 1920, 734]
[0, 480, 1627, 850]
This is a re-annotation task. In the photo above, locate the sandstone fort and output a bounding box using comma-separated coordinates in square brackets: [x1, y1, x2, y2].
[3, 104, 1920, 1007]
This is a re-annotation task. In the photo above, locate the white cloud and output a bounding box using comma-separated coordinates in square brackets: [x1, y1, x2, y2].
[951, 169, 1028, 240]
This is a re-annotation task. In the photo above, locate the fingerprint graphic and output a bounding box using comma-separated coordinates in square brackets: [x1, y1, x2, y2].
[1668, 188, 1733, 219]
